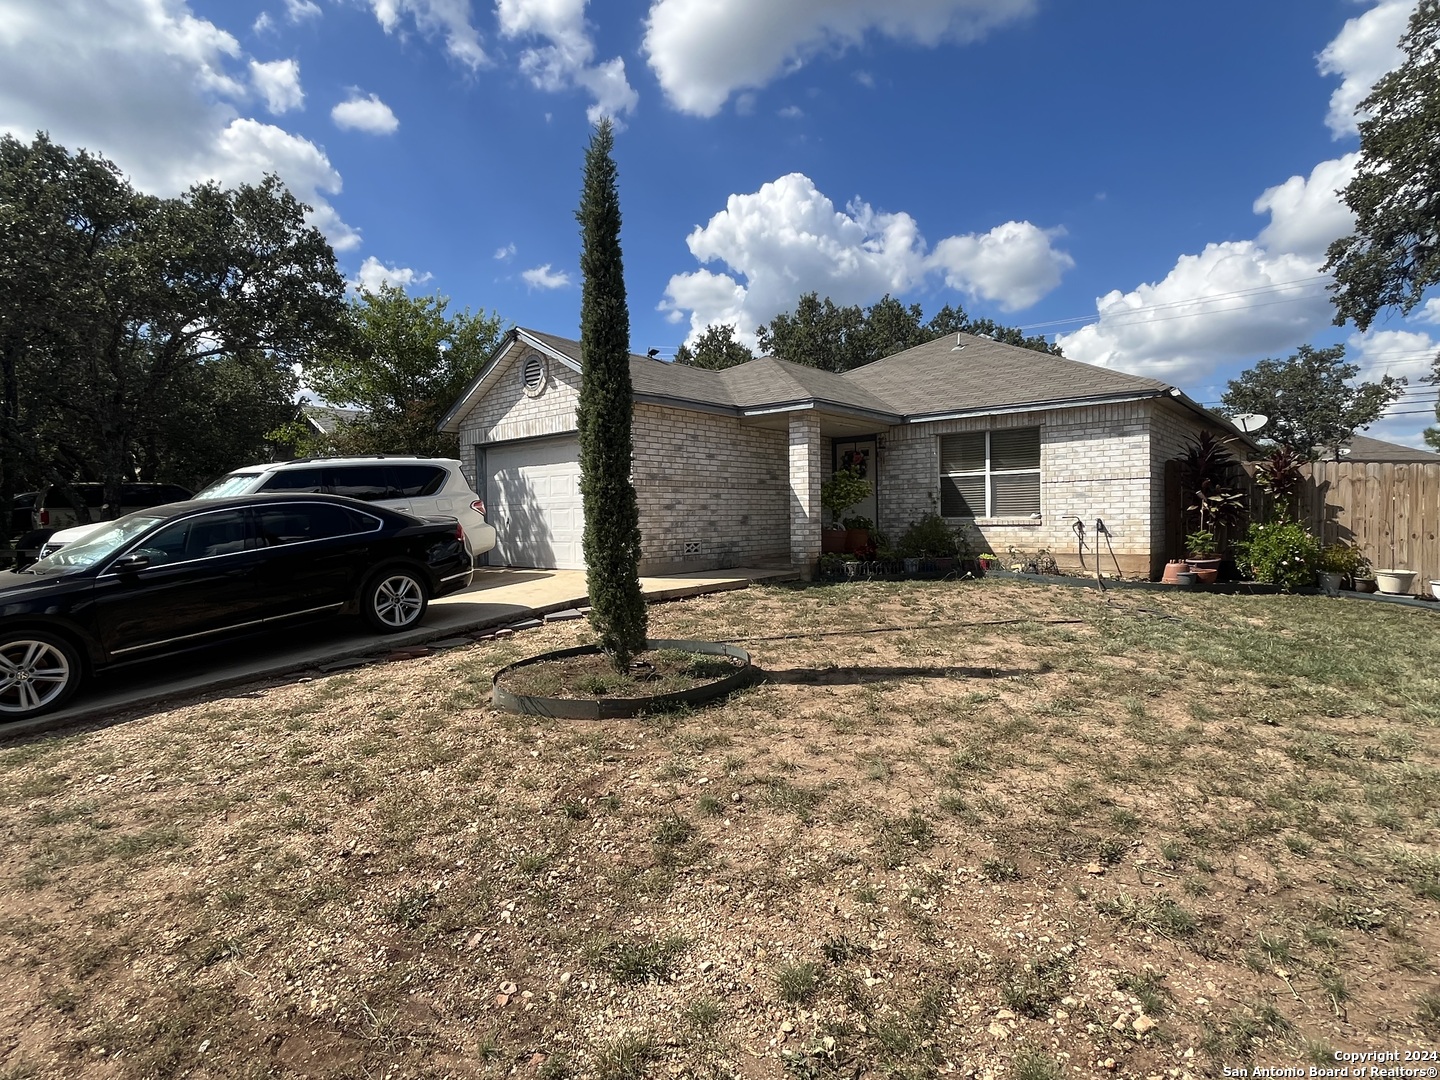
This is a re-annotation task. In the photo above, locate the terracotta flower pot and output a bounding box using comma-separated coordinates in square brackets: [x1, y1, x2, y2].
[821, 529, 846, 554]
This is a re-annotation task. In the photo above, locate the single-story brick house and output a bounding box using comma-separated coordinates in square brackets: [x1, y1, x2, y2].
[438, 327, 1252, 579]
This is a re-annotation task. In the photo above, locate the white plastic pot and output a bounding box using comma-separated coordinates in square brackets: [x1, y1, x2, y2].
[1374, 569, 1417, 595]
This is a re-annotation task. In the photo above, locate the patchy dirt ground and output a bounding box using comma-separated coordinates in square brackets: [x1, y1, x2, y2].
[1, 580, 1438, 1080]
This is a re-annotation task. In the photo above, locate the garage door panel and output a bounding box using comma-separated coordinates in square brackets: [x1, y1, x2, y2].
[485, 438, 585, 569]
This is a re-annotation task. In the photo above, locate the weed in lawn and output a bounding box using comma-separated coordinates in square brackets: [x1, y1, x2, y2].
[589, 934, 687, 984]
[999, 952, 1072, 1018]
[1010, 1046, 1064, 1080]
[875, 810, 935, 868]
[775, 960, 821, 1004]
[1417, 991, 1440, 1034]
[982, 858, 1021, 882]
[593, 1032, 655, 1080]
[381, 886, 435, 930]
[1115, 970, 1170, 1017]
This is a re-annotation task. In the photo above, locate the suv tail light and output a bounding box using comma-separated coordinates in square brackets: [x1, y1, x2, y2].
[471, 498, 486, 519]
[456, 522, 466, 543]
[38, 509, 49, 526]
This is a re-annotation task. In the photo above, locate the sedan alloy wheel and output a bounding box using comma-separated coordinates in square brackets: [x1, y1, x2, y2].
[363, 569, 428, 632]
[0, 634, 80, 718]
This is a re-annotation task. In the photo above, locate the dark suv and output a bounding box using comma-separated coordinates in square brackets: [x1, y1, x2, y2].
[8, 483, 194, 567]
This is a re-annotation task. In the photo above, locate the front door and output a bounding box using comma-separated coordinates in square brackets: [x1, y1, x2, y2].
[832, 437, 878, 526]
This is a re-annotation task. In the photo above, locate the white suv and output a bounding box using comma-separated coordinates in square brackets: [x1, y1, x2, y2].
[40, 457, 496, 562]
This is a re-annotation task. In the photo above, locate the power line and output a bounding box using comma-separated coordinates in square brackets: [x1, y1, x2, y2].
[1017, 274, 1332, 333]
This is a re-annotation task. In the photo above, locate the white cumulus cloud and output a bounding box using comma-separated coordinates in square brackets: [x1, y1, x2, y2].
[353, 255, 433, 292]
[494, 242, 517, 261]
[0, 0, 359, 252]
[523, 264, 571, 289]
[644, 0, 1036, 116]
[331, 91, 399, 134]
[1317, 0, 1414, 138]
[930, 221, 1074, 312]
[363, 0, 488, 69]
[658, 172, 1072, 347]
[496, 0, 638, 124]
[1253, 153, 1359, 262]
[250, 57, 303, 113]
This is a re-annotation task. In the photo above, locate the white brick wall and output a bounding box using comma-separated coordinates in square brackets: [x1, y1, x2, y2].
[877, 401, 1195, 575]
[631, 404, 790, 573]
[789, 414, 823, 576]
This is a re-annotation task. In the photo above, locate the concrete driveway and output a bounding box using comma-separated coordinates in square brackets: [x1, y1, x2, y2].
[1, 566, 794, 738]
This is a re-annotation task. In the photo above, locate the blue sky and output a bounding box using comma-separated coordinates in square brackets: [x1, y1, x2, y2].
[3, 0, 1437, 446]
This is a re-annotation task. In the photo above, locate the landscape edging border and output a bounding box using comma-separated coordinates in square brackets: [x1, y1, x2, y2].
[492, 638, 755, 719]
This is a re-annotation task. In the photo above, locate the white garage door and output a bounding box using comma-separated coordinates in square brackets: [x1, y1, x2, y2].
[484, 437, 585, 569]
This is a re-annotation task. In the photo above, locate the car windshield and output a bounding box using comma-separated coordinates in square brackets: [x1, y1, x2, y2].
[195, 472, 263, 499]
[26, 514, 167, 572]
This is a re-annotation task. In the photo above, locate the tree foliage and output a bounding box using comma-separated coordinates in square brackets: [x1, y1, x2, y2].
[1325, 0, 1440, 332]
[755, 292, 1060, 372]
[576, 120, 647, 670]
[1220, 343, 1406, 460]
[0, 132, 346, 524]
[673, 322, 754, 370]
[298, 284, 506, 457]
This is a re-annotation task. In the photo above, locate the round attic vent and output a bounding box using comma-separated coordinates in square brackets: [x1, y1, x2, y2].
[521, 353, 547, 397]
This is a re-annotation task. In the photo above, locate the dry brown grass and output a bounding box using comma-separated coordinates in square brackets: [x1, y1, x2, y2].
[1, 579, 1438, 1079]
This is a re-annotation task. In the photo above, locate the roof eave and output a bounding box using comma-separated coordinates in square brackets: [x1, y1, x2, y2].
[903, 391, 1164, 424]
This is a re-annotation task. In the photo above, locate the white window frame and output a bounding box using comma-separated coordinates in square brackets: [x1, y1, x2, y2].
[939, 428, 1042, 520]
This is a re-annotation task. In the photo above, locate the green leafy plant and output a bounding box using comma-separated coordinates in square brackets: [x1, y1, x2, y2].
[1253, 446, 1306, 520]
[896, 512, 959, 559]
[821, 469, 872, 528]
[1237, 521, 1322, 591]
[1185, 529, 1217, 558]
[1319, 542, 1367, 577]
[840, 514, 873, 531]
[1177, 432, 1248, 545]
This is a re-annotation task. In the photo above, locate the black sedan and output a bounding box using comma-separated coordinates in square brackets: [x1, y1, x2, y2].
[0, 494, 474, 720]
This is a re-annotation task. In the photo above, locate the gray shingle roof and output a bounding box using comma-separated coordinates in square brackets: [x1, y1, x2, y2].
[840, 332, 1172, 416]
[471, 327, 1182, 427]
[1338, 434, 1440, 463]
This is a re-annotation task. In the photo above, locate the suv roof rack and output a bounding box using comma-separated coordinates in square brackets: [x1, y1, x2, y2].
[275, 454, 442, 465]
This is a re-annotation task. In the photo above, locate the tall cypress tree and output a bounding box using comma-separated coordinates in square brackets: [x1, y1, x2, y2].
[576, 119, 647, 670]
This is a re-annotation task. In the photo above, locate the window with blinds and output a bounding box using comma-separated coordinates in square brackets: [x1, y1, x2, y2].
[939, 428, 1041, 518]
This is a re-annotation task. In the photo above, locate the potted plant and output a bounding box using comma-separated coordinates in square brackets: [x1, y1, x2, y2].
[1318, 543, 1365, 595]
[897, 512, 959, 575]
[1184, 529, 1221, 582]
[842, 514, 874, 555]
[821, 468, 871, 554]
[1177, 432, 1247, 577]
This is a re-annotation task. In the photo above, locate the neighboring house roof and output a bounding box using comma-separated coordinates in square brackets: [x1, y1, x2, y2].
[1333, 434, 1440, 463]
[439, 325, 1253, 443]
[303, 405, 364, 435]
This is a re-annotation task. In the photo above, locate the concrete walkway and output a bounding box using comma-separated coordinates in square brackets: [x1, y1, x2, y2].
[4, 566, 795, 738]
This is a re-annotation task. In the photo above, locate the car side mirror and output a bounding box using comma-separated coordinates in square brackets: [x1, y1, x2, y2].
[111, 553, 151, 573]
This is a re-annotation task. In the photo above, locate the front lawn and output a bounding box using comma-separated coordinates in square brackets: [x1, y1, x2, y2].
[2, 580, 1438, 1079]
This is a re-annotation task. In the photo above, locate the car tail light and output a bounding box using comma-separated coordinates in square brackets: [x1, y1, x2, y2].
[456, 523, 466, 543]
[38, 508, 49, 526]
[471, 498, 486, 519]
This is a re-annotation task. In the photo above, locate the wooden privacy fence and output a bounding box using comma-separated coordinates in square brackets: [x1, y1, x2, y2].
[1165, 460, 1440, 576]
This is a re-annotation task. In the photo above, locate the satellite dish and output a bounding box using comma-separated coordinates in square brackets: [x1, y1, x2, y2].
[1232, 413, 1269, 434]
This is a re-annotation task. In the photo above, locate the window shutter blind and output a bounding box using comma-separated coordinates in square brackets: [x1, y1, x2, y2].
[939, 433, 986, 474]
[990, 428, 1040, 470]
[941, 475, 986, 517]
[991, 473, 1041, 516]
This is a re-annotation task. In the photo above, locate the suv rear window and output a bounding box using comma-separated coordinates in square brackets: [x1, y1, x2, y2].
[391, 465, 447, 497]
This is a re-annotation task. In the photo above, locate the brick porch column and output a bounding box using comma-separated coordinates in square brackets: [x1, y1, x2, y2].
[788, 413, 822, 579]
